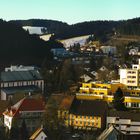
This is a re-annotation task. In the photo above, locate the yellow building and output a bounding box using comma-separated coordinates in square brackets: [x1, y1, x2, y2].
[76, 93, 140, 108]
[80, 82, 140, 97]
[57, 95, 75, 126]
[80, 82, 125, 95]
[68, 99, 108, 130]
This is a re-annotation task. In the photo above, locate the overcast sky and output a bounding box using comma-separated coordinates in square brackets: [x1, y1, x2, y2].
[0, 0, 140, 24]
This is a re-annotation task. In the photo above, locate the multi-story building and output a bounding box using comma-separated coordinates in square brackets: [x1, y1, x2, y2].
[4, 65, 39, 72]
[77, 93, 140, 109]
[3, 96, 45, 134]
[120, 59, 140, 88]
[0, 69, 44, 100]
[107, 111, 140, 134]
[68, 99, 108, 131]
[80, 82, 140, 96]
[58, 95, 75, 126]
[79, 82, 125, 95]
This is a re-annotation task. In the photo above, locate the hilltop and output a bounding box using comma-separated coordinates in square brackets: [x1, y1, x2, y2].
[10, 18, 140, 43]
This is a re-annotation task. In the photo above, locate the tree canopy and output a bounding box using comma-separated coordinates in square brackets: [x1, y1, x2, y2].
[113, 88, 127, 111]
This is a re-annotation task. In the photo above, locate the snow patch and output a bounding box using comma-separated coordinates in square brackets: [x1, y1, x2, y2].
[22, 26, 47, 35]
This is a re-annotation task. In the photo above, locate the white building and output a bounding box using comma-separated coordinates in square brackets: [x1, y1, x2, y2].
[107, 111, 140, 134]
[3, 97, 45, 134]
[1, 69, 44, 100]
[100, 46, 117, 55]
[51, 48, 68, 56]
[30, 127, 48, 140]
[5, 65, 39, 72]
[119, 59, 140, 87]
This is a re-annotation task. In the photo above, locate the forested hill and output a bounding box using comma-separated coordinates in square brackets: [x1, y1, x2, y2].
[10, 18, 140, 41]
[117, 18, 140, 35]
[0, 19, 62, 68]
[9, 19, 68, 34]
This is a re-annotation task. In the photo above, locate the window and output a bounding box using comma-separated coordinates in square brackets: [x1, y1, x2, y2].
[116, 117, 119, 121]
[127, 124, 130, 127]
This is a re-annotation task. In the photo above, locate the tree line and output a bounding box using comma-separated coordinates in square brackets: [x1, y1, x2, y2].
[0, 19, 63, 68]
[10, 18, 140, 42]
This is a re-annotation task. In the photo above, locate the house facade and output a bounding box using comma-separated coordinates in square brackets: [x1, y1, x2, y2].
[3, 97, 45, 134]
[120, 59, 140, 88]
[107, 111, 140, 134]
[30, 127, 48, 140]
[68, 99, 108, 131]
[0, 69, 44, 100]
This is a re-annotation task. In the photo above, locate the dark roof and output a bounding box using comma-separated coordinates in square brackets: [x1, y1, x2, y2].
[1, 70, 43, 82]
[70, 99, 108, 116]
[108, 110, 140, 121]
[1, 85, 41, 95]
[3, 97, 45, 117]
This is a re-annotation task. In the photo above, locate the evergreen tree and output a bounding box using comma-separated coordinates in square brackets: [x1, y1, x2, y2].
[113, 88, 127, 111]
[9, 127, 19, 140]
[19, 119, 29, 140]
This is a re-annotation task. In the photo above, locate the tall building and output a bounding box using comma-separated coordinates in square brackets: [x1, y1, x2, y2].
[120, 59, 140, 88]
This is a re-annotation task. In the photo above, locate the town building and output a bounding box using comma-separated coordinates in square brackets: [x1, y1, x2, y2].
[68, 99, 108, 131]
[100, 46, 117, 55]
[120, 59, 140, 88]
[0, 69, 44, 100]
[51, 48, 68, 57]
[107, 111, 140, 135]
[30, 127, 48, 140]
[4, 65, 39, 72]
[77, 82, 140, 108]
[79, 82, 125, 95]
[58, 95, 75, 126]
[3, 96, 45, 133]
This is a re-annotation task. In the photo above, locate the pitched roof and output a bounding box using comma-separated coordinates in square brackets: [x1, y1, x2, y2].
[1, 70, 43, 82]
[108, 110, 140, 122]
[3, 97, 45, 117]
[59, 95, 75, 110]
[1, 85, 41, 95]
[70, 99, 108, 116]
[29, 127, 47, 140]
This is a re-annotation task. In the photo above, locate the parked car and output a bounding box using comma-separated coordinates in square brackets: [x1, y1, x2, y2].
[72, 133, 80, 138]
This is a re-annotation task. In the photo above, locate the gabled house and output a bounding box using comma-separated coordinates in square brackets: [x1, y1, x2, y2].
[80, 74, 93, 83]
[0, 69, 44, 100]
[30, 127, 48, 140]
[3, 96, 45, 133]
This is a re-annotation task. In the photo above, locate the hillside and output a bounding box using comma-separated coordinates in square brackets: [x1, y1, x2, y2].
[10, 18, 140, 42]
[9, 19, 68, 34]
[59, 35, 90, 49]
[0, 19, 62, 68]
[22, 26, 48, 35]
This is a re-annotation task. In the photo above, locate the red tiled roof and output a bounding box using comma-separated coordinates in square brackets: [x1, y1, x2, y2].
[3, 97, 45, 117]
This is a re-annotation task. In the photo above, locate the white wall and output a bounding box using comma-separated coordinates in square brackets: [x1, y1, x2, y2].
[35, 131, 47, 140]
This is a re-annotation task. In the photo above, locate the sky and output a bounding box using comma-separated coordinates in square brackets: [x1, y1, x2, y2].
[0, 0, 140, 24]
